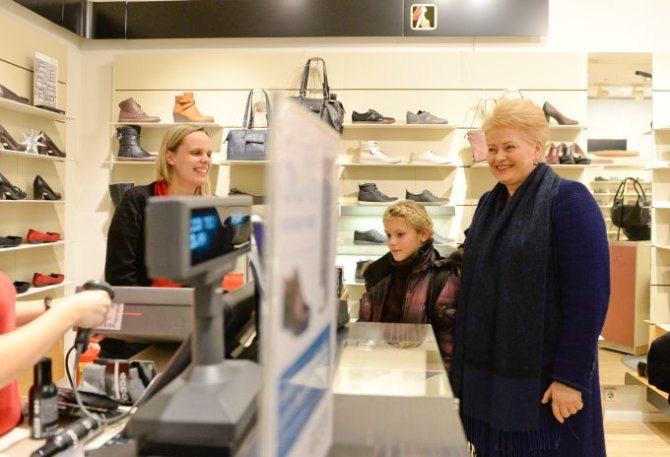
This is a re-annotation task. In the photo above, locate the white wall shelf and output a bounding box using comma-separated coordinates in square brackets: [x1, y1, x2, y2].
[343, 123, 457, 131]
[110, 122, 222, 129]
[0, 148, 66, 161]
[338, 162, 457, 169]
[340, 204, 455, 217]
[0, 200, 66, 204]
[0, 97, 66, 122]
[16, 281, 73, 299]
[0, 240, 68, 253]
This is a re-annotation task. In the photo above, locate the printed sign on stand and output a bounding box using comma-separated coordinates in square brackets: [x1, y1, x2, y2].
[260, 98, 339, 457]
[33, 52, 58, 109]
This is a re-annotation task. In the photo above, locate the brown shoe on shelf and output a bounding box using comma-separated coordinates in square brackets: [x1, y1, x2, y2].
[0, 124, 26, 151]
[173, 92, 214, 123]
[117, 97, 160, 123]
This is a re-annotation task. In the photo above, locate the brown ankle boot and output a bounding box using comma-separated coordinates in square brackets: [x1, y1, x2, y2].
[173, 92, 214, 123]
[118, 97, 160, 123]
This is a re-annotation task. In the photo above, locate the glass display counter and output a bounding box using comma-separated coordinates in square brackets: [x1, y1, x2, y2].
[331, 322, 468, 456]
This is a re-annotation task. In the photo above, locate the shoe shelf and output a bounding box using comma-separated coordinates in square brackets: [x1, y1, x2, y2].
[338, 162, 457, 168]
[0, 200, 66, 204]
[340, 203, 455, 217]
[110, 122, 223, 129]
[108, 159, 156, 165]
[547, 125, 588, 132]
[0, 148, 66, 162]
[654, 243, 670, 251]
[0, 240, 68, 253]
[337, 243, 455, 257]
[218, 159, 270, 166]
[589, 180, 652, 186]
[16, 281, 74, 299]
[0, 97, 66, 122]
[343, 281, 365, 288]
[343, 123, 457, 131]
[653, 201, 670, 209]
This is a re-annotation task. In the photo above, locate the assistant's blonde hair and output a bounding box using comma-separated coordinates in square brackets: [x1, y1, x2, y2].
[155, 124, 211, 196]
[383, 200, 434, 236]
[482, 99, 548, 150]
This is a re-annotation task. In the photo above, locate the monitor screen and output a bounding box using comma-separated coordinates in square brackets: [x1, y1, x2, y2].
[190, 208, 250, 266]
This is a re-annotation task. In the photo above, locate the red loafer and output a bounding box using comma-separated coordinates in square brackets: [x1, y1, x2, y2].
[26, 229, 61, 244]
[32, 273, 65, 287]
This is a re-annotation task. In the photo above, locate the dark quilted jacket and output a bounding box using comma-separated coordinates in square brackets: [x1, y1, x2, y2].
[358, 243, 460, 372]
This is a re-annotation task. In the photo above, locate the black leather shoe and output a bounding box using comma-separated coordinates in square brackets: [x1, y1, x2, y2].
[0, 235, 22, 247]
[0, 172, 27, 200]
[33, 175, 62, 200]
[0, 83, 29, 104]
[558, 143, 576, 165]
[13, 281, 30, 294]
[571, 143, 591, 164]
[37, 131, 66, 157]
[352, 109, 395, 124]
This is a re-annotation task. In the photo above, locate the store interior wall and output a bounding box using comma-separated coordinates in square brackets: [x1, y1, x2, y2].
[2, 0, 670, 291]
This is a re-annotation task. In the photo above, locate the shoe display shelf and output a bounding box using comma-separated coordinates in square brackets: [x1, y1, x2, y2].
[16, 281, 74, 299]
[343, 123, 457, 132]
[0, 91, 69, 304]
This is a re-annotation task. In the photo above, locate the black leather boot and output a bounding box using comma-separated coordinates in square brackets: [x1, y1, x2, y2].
[108, 182, 134, 208]
[116, 125, 153, 161]
[33, 175, 62, 200]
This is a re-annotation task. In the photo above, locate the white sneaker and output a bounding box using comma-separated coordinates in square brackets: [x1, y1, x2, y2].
[409, 150, 452, 164]
[358, 141, 401, 164]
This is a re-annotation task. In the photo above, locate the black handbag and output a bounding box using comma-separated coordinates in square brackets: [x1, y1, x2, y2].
[610, 177, 651, 240]
[289, 57, 345, 134]
[225, 89, 271, 161]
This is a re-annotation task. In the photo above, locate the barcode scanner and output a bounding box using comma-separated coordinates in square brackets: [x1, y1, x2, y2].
[74, 280, 115, 353]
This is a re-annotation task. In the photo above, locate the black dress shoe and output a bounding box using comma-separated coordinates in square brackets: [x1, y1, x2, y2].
[37, 131, 66, 157]
[0, 171, 27, 200]
[33, 175, 62, 200]
[0, 235, 22, 247]
[352, 109, 395, 124]
[13, 281, 30, 294]
[0, 83, 29, 104]
[557, 143, 576, 165]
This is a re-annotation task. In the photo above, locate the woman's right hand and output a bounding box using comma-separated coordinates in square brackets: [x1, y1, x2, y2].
[58, 290, 112, 329]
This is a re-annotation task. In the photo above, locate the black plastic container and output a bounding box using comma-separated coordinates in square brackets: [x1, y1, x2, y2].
[29, 357, 59, 439]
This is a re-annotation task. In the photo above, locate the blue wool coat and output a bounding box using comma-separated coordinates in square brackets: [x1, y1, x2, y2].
[546, 180, 609, 457]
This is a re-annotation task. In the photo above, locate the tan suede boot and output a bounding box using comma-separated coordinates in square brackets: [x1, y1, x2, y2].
[173, 92, 214, 123]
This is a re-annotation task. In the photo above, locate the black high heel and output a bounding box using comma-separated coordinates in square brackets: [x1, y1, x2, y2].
[0, 172, 27, 200]
[570, 143, 591, 164]
[33, 175, 62, 200]
[37, 131, 66, 157]
[0, 124, 26, 151]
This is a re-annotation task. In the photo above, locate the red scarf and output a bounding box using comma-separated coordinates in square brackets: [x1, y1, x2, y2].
[151, 181, 182, 288]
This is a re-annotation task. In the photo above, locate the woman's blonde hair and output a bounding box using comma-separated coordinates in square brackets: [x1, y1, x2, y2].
[482, 99, 548, 153]
[155, 124, 211, 196]
[383, 200, 434, 236]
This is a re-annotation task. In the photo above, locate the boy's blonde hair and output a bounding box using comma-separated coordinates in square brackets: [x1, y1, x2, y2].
[383, 200, 434, 236]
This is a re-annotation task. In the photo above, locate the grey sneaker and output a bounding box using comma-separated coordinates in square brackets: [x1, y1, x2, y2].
[354, 229, 386, 245]
[406, 110, 448, 124]
[358, 183, 398, 205]
[405, 189, 449, 206]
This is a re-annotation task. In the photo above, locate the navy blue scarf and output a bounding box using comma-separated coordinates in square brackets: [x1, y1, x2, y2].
[451, 164, 562, 456]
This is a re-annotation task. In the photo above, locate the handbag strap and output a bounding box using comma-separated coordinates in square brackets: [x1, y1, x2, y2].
[298, 57, 330, 99]
[242, 89, 272, 129]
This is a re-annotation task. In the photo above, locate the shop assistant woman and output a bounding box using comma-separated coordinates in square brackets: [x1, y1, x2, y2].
[450, 99, 609, 457]
[105, 124, 213, 286]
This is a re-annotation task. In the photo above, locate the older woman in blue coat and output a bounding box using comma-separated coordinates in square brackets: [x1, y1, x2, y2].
[450, 99, 609, 457]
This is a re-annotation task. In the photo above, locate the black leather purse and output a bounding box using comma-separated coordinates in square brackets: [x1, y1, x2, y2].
[225, 89, 271, 161]
[289, 57, 345, 134]
[610, 177, 651, 240]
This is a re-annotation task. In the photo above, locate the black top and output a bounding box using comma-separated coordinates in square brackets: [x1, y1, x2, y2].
[105, 182, 156, 287]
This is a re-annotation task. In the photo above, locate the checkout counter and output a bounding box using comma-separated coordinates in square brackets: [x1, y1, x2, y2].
[0, 196, 467, 456]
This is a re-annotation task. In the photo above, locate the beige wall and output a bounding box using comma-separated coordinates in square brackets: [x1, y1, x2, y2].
[3, 0, 670, 284]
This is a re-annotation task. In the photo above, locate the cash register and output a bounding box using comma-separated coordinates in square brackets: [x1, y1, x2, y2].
[121, 195, 262, 456]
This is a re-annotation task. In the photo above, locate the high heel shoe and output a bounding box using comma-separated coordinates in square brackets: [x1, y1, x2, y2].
[37, 131, 66, 157]
[33, 175, 62, 200]
[0, 124, 26, 151]
[545, 142, 559, 164]
[558, 143, 576, 164]
[0, 83, 29, 104]
[0, 171, 27, 200]
[570, 143, 591, 164]
[542, 101, 578, 126]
